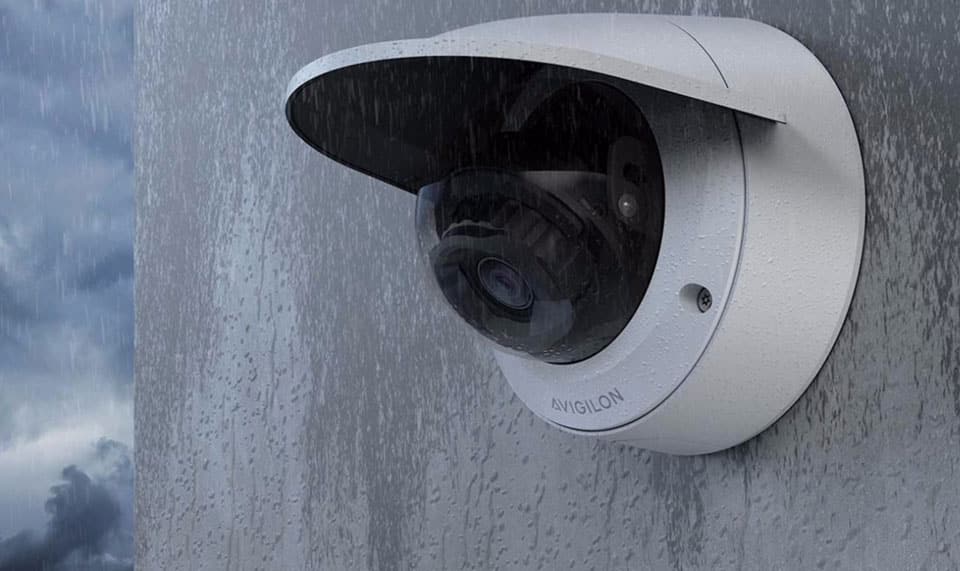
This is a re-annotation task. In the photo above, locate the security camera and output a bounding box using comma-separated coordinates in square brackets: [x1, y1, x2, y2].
[285, 14, 864, 454]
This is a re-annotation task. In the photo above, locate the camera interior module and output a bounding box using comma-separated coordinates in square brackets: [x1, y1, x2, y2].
[284, 14, 865, 454]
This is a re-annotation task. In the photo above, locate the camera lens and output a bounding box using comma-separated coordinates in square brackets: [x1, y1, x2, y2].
[477, 257, 534, 310]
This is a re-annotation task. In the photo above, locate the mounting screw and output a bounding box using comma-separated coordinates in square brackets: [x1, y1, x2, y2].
[697, 287, 712, 313]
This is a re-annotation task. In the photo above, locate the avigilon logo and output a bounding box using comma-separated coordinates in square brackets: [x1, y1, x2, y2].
[551, 388, 625, 415]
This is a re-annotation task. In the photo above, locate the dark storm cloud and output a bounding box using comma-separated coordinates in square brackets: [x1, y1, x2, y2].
[0, 468, 119, 570]
[0, 440, 134, 571]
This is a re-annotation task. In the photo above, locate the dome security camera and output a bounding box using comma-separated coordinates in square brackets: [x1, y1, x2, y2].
[285, 14, 865, 455]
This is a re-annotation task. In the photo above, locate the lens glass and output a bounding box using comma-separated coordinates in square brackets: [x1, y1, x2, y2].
[477, 257, 534, 310]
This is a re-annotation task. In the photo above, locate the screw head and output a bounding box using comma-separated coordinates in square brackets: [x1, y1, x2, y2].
[697, 287, 712, 313]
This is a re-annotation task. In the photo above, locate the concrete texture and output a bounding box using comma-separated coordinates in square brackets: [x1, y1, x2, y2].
[136, 1, 960, 569]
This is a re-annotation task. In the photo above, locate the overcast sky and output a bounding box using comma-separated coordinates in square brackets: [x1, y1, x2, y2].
[0, 0, 133, 568]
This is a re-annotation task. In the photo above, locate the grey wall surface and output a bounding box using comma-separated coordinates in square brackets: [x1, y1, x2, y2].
[136, 1, 960, 569]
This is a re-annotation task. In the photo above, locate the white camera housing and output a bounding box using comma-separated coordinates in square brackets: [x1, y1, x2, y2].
[285, 14, 865, 454]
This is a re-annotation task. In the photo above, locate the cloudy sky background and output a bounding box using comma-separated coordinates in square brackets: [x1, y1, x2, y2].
[0, 0, 134, 568]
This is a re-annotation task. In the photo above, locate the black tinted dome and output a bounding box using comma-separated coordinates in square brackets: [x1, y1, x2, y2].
[409, 79, 665, 363]
[289, 56, 666, 363]
[287, 56, 645, 193]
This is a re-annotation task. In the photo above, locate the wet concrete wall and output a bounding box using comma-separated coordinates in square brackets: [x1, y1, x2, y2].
[136, 1, 960, 569]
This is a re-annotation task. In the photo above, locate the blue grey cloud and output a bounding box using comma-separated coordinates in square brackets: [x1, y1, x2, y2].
[0, 0, 134, 559]
[0, 0, 133, 380]
[0, 0, 133, 163]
